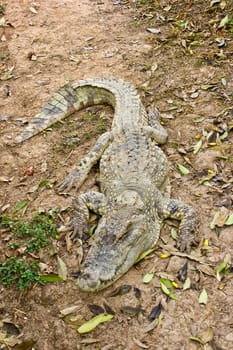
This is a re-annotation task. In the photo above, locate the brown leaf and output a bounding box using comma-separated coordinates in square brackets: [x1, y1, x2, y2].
[198, 265, 215, 277]
[60, 305, 81, 316]
[103, 303, 115, 315]
[177, 261, 188, 282]
[12, 339, 37, 350]
[88, 304, 105, 315]
[133, 286, 141, 299]
[121, 306, 144, 315]
[142, 319, 158, 333]
[23, 167, 34, 176]
[148, 302, 162, 321]
[80, 338, 101, 344]
[2, 321, 20, 336]
[133, 337, 149, 349]
[107, 284, 132, 297]
[210, 207, 229, 229]
[200, 327, 214, 344]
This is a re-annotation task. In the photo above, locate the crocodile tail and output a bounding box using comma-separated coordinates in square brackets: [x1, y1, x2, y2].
[14, 85, 78, 144]
[14, 77, 141, 144]
[14, 80, 115, 144]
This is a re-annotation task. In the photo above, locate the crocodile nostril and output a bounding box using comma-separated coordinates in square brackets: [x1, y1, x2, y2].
[78, 271, 100, 291]
[82, 273, 91, 281]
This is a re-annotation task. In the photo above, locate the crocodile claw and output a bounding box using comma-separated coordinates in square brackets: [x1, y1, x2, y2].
[57, 177, 74, 193]
[68, 217, 89, 242]
[176, 230, 199, 253]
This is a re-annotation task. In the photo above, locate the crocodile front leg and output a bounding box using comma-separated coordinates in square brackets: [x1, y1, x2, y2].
[155, 190, 199, 252]
[57, 131, 111, 192]
[143, 108, 168, 145]
[70, 191, 108, 240]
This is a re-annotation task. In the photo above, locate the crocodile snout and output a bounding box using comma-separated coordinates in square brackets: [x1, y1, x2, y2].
[78, 271, 101, 291]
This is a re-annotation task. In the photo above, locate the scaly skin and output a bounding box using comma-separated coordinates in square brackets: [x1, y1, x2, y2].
[15, 78, 199, 292]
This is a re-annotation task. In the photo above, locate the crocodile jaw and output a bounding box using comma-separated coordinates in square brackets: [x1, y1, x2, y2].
[77, 241, 143, 292]
[77, 209, 159, 292]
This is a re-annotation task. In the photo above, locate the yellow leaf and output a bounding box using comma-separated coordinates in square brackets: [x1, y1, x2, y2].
[77, 314, 113, 334]
[160, 253, 170, 259]
[195, 134, 201, 139]
[172, 281, 179, 288]
[135, 247, 156, 263]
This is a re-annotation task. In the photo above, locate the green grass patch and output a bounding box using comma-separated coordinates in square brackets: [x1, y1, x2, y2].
[0, 257, 44, 290]
[1, 211, 58, 253]
[0, 211, 59, 290]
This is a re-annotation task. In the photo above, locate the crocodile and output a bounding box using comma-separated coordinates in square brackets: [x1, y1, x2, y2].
[15, 78, 199, 292]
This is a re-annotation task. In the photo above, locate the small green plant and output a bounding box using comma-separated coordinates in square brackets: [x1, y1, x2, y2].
[9, 242, 20, 250]
[195, 58, 205, 67]
[0, 211, 59, 290]
[175, 19, 188, 30]
[83, 131, 93, 140]
[98, 118, 107, 133]
[0, 257, 44, 290]
[1, 212, 58, 254]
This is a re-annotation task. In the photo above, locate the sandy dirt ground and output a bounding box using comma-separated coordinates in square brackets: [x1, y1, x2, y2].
[0, 0, 233, 349]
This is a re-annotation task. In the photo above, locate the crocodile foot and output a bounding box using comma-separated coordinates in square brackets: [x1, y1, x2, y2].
[57, 172, 80, 193]
[176, 229, 199, 253]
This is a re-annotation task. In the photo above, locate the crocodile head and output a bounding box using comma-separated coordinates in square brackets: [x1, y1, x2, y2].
[77, 206, 159, 292]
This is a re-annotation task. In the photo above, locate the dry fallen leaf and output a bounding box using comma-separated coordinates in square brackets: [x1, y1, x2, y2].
[29, 7, 38, 14]
[23, 166, 34, 176]
[142, 314, 163, 333]
[199, 288, 208, 304]
[80, 338, 101, 345]
[121, 306, 144, 315]
[133, 337, 149, 349]
[148, 302, 162, 321]
[183, 277, 191, 290]
[107, 284, 132, 297]
[200, 326, 214, 344]
[88, 304, 105, 315]
[0, 66, 14, 80]
[57, 256, 68, 280]
[60, 305, 81, 316]
[210, 208, 229, 229]
[146, 27, 161, 34]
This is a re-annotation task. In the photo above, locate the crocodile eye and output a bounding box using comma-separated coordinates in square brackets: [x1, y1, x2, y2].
[116, 220, 133, 241]
[100, 228, 107, 236]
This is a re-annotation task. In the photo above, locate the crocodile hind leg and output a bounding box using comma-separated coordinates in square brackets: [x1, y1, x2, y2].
[154, 189, 199, 252]
[57, 131, 112, 192]
[69, 191, 108, 240]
